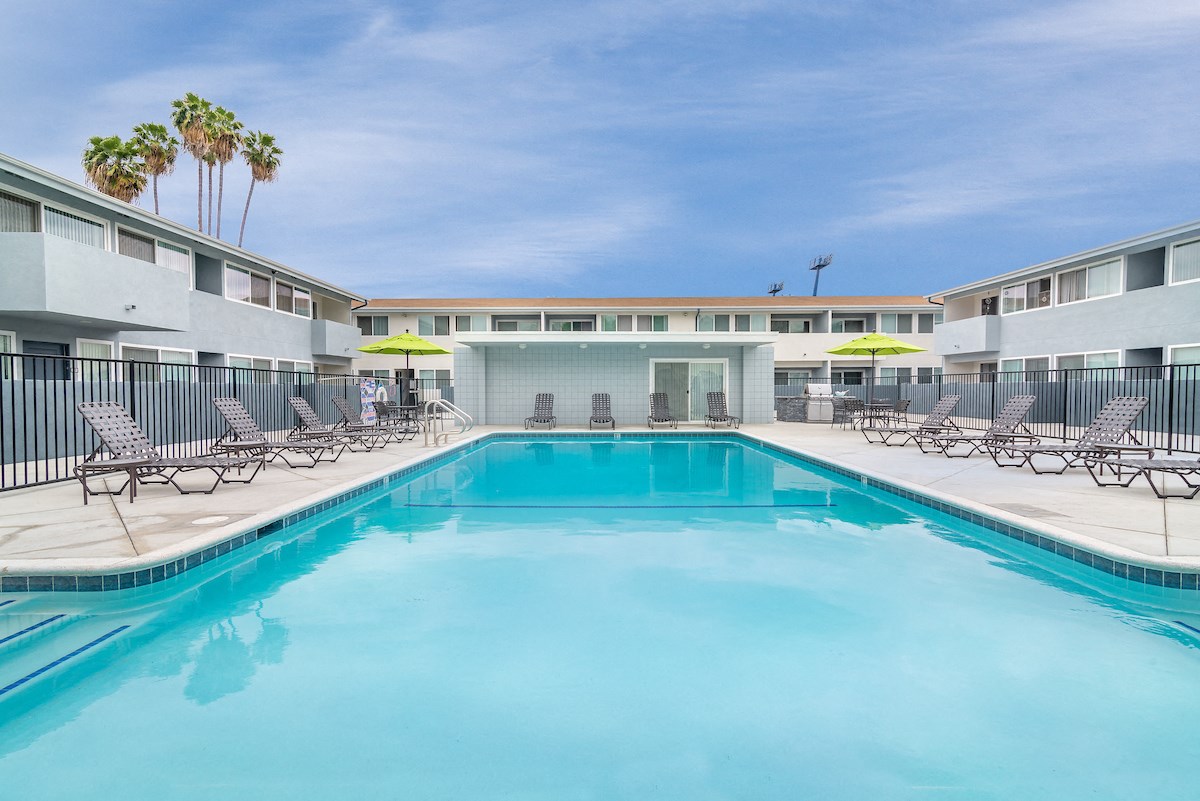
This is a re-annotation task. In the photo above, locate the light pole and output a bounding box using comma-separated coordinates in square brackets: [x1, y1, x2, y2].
[810, 254, 833, 296]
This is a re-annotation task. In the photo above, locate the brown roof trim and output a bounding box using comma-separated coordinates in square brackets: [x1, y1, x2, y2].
[363, 295, 937, 310]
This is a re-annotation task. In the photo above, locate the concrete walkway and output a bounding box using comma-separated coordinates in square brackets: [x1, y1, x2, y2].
[0, 423, 1197, 579]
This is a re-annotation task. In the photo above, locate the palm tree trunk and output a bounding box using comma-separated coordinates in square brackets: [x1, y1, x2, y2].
[217, 162, 225, 239]
[238, 179, 257, 247]
[197, 160, 203, 230]
[206, 164, 214, 235]
[152, 175, 160, 215]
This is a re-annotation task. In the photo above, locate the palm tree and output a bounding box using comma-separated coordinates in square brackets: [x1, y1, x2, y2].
[130, 123, 179, 215]
[82, 135, 147, 203]
[238, 131, 282, 248]
[206, 106, 244, 239]
[204, 150, 216, 235]
[170, 92, 213, 231]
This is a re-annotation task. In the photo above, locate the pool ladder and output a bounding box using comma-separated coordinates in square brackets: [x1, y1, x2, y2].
[423, 399, 474, 447]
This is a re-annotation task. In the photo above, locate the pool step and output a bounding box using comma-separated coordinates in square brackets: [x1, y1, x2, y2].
[0, 611, 132, 701]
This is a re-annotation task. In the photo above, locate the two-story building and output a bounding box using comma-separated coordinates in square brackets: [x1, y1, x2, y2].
[0, 152, 364, 376]
[929, 219, 1200, 375]
[355, 297, 943, 425]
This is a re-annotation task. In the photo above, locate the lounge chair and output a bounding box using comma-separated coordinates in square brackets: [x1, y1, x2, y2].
[211, 397, 345, 468]
[915, 394, 1037, 458]
[373, 400, 421, 434]
[990, 396, 1151, 474]
[1084, 453, 1200, 499]
[332, 396, 413, 444]
[74, 401, 260, 503]
[525, 393, 556, 429]
[589, 393, 615, 429]
[861, 395, 961, 446]
[704, 392, 740, 428]
[288, 397, 383, 451]
[647, 392, 678, 429]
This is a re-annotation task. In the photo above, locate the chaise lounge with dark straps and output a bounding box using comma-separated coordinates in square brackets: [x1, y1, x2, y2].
[647, 392, 678, 429]
[704, 391, 740, 428]
[525, 393, 557, 429]
[288, 396, 384, 451]
[990, 396, 1151, 474]
[75, 401, 260, 503]
[915, 394, 1037, 458]
[589, 393, 615, 429]
[212, 397, 346, 468]
[861, 395, 960, 446]
[332, 395, 414, 444]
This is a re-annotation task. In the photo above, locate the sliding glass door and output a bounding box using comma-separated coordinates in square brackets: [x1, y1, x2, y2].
[651, 360, 727, 422]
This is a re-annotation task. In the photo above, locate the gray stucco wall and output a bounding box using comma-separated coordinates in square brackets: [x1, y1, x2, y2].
[0, 233, 190, 332]
[990, 281, 1200, 360]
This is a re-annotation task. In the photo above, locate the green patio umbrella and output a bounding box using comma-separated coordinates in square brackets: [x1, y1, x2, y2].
[825, 331, 927, 374]
[356, 330, 451, 369]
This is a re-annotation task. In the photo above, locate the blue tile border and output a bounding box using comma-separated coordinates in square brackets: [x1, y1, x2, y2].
[2, 431, 1197, 593]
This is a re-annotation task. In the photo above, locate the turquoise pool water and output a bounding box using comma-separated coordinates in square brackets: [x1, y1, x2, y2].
[2, 435, 1199, 799]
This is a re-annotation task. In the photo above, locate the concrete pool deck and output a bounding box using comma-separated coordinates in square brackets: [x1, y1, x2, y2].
[1, 423, 1198, 584]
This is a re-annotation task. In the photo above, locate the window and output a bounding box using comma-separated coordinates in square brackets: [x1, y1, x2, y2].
[44, 207, 105, 248]
[156, 241, 191, 272]
[774, 369, 812, 385]
[276, 360, 313, 373]
[879, 367, 912, 383]
[359, 369, 391, 378]
[601, 314, 632, 332]
[228, 354, 273, 383]
[1000, 356, 1050, 381]
[734, 314, 767, 332]
[1170, 240, 1200, 284]
[493, 316, 540, 332]
[548, 318, 594, 331]
[831, 370, 863, 385]
[1057, 352, 1119, 371]
[637, 314, 667, 332]
[120, 345, 193, 381]
[880, 314, 913, 334]
[601, 314, 665, 332]
[697, 314, 730, 332]
[1170, 345, 1200, 365]
[1058, 259, 1120, 304]
[831, 318, 866, 334]
[456, 315, 488, 332]
[916, 366, 942, 384]
[418, 315, 451, 336]
[917, 313, 942, 334]
[1001, 277, 1051, 314]
[0, 331, 14, 380]
[225, 264, 271, 308]
[77, 339, 114, 381]
[275, 282, 312, 317]
[418, 368, 451, 383]
[356, 315, 389, 336]
[0, 190, 39, 232]
[117, 228, 155, 263]
[770, 315, 811, 334]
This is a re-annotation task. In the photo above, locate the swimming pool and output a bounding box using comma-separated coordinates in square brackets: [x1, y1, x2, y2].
[2, 435, 1199, 799]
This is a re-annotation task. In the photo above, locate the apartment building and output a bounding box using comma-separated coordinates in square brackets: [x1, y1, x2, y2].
[0, 152, 364, 376]
[355, 296, 942, 425]
[930, 219, 1200, 375]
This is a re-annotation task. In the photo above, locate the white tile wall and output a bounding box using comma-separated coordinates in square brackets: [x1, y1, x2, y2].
[453, 343, 775, 425]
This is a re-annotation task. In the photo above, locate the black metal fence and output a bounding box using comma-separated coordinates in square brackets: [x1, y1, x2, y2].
[775, 364, 1200, 454]
[0, 353, 452, 492]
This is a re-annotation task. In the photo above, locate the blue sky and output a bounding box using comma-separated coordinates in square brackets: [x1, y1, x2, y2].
[3, 1, 1199, 299]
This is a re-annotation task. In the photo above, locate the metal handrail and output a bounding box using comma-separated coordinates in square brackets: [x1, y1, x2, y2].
[423, 399, 474, 447]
